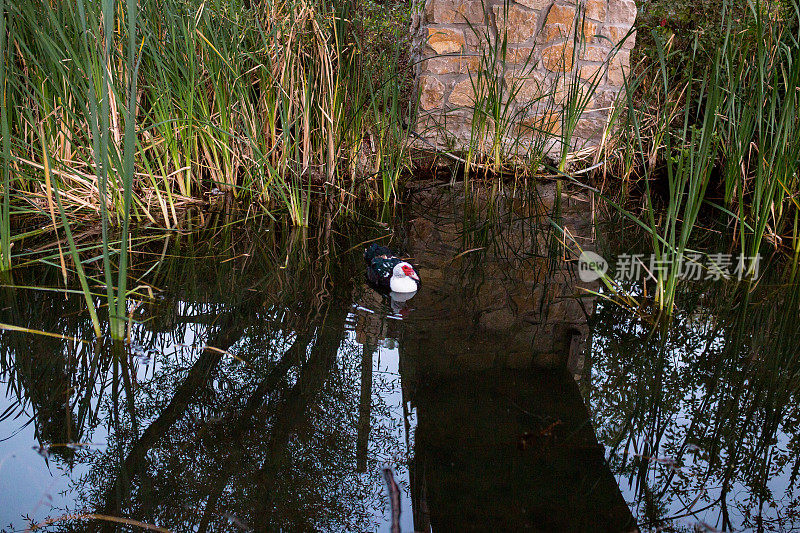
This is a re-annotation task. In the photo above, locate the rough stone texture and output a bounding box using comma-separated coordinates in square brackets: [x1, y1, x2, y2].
[607, 0, 637, 24]
[494, 5, 539, 44]
[508, 70, 546, 101]
[520, 111, 562, 136]
[419, 76, 446, 110]
[579, 63, 603, 81]
[544, 4, 577, 38]
[422, 55, 481, 74]
[517, 0, 551, 9]
[412, 0, 637, 161]
[607, 49, 630, 86]
[427, 27, 466, 54]
[541, 42, 575, 71]
[602, 25, 636, 48]
[580, 45, 606, 62]
[428, 0, 487, 23]
[585, 0, 607, 20]
[449, 78, 477, 106]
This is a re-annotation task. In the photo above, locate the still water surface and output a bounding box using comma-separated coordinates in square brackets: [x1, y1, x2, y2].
[0, 185, 798, 531]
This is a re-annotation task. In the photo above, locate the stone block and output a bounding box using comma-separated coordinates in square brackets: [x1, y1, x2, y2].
[546, 75, 591, 106]
[520, 111, 562, 136]
[579, 63, 603, 81]
[506, 46, 537, 65]
[428, 0, 487, 24]
[449, 77, 477, 106]
[422, 55, 483, 75]
[590, 89, 618, 110]
[421, 57, 461, 75]
[607, 0, 637, 25]
[427, 27, 466, 54]
[545, 3, 576, 28]
[607, 49, 630, 85]
[419, 76, 446, 110]
[516, 0, 551, 9]
[494, 5, 539, 44]
[543, 4, 596, 43]
[584, 0, 606, 21]
[544, 23, 569, 42]
[459, 55, 482, 73]
[463, 29, 496, 52]
[580, 45, 607, 62]
[413, 114, 446, 137]
[506, 69, 546, 102]
[541, 42, 575, 71]
[602, 25, 636, 48]
[578, 19, 599, 42]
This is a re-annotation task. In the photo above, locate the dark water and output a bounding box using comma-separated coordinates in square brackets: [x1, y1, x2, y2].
[0, 184, 798, 532]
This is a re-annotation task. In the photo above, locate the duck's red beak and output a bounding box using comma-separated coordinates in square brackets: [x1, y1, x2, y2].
[401, 265, 419, 280]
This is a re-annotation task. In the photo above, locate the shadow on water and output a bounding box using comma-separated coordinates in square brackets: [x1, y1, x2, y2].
[0, 184, 798, 531]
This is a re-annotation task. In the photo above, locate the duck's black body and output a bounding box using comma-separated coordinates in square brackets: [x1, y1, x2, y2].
[364, 243, 420, 292]
[364, 244, 402, 290]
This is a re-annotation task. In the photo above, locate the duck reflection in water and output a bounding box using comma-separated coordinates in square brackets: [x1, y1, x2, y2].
[390, 290, 417, 317]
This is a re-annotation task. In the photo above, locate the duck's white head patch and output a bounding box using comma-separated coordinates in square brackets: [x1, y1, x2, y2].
[393, 262, 419, 280]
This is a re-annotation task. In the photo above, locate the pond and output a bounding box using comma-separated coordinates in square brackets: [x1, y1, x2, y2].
[0, 183, 798, 532]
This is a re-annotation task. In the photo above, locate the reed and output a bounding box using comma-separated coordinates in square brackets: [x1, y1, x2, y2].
[2, 0, 409, 231]
[362, 46, 411, 203]
[597, 0, 800, 314]
[0, 0, 9, 271]
[463, 12, 520, 178]
[0, 0, 418, 337]
[2, 0, 799, 324]
[717, 1, 800, 270]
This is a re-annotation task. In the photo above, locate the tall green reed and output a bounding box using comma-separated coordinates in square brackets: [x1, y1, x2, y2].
[1, 0, 414, 339]
[116, 0, 140, 340]
[5, 0, 139, 338]
[718, 0, 800, 273]
[0, 0, 10, 271]
[553, 6, 609, 174]
[88, 0, 134, 340]
[362, 43, 411, 203]
[5, 0, 404, 233]
[604, 0, 800, 314]
[463, 12, 519, 177]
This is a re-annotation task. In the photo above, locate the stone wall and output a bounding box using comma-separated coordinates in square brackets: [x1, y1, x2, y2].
[410, 0, 637, 160]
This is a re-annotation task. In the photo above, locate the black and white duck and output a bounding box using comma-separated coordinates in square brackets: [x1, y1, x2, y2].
[364, 243, 420, 293]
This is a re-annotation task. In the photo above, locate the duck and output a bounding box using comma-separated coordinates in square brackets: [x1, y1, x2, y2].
[364, 243, 420, 293]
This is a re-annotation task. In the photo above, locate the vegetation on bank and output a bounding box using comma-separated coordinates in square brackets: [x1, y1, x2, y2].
[603, 0, 800, 312]
[0, 0, 413, 337]
[0, 0, 799, 331]
[0, 0, 411, 234]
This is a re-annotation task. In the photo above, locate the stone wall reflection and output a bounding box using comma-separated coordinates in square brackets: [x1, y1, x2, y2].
[400, 185, 637, 531]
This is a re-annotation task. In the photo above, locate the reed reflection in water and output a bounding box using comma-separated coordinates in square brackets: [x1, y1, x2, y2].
[0, 186, 799, 531]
